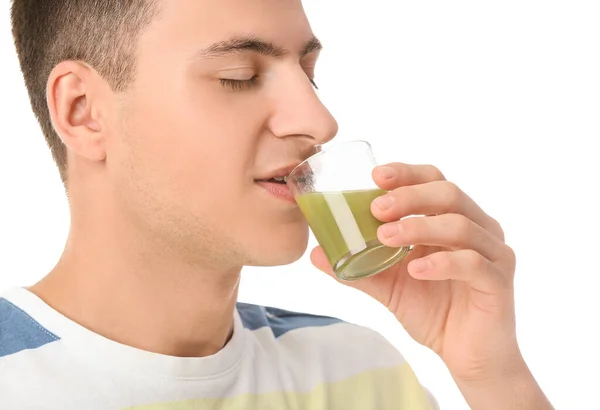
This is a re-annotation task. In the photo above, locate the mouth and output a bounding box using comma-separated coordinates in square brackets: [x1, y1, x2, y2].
[256, 163, 300, 182]
[264, 176, 287, 184]
[254, 163, 300, 204]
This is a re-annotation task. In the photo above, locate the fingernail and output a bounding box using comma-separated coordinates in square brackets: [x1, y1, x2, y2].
[375, 166, 395, 179]
[410, 258, 432, 273]
[373, 194, 394, 211]
[379, 223, 400, 239]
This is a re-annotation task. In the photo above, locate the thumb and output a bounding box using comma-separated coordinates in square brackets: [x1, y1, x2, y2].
[309, 246, 335, 277]
[310, 246, 399, 310]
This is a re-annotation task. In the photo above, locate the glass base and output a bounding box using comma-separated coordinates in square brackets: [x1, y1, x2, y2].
[334, 241, 411, 281]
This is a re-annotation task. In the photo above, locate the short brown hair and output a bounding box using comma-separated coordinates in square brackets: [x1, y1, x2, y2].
[11, 0, 158, 184]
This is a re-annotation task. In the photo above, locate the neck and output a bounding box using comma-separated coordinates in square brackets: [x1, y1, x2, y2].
[31, 190, 242, 358]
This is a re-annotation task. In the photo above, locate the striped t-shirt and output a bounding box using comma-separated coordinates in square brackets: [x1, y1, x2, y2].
[0, 287, 437, 409]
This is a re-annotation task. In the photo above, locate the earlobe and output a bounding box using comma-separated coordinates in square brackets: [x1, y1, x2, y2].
[47, 61, 107, 162]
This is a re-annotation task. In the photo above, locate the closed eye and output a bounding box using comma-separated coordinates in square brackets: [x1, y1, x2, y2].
[219, 75, 319, 91]
[219, 76, 260, 91]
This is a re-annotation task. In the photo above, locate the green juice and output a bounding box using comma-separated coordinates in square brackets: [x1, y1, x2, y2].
[296, 189, 411, 280]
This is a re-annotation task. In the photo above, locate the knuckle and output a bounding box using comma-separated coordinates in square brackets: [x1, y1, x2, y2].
[424, 164, 445, 181]
[393, 185, 415, 204]
[503, 244, 517, 273]
[393, 163, 410, 180]
[433, 251, 454, 270]
[441, 181, 464, 211]
[400, 216, 420, 239]
[463, 249, 487, 270]
[489, 216, 506, 241]
[448, 213, 472, 244]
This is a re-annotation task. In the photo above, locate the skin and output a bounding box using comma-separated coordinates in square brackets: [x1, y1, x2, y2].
[311, 165, 554, 409]
[27, 0, 552, 407]
[33, 0, 337, 358]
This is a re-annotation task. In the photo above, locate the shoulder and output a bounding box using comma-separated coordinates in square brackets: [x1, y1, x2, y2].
[237, 302, 387, 341]
[237, 302, 438, 409]
[0, 294, 65, 405]
[237, 302, 403, 360]
[237, 303, 401, 357]
[237, 302, 344, 337]
[0, 296, 60, 360]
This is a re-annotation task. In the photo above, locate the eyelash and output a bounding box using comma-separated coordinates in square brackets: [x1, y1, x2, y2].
[219, 76, 260, 91]
[219, 76, 319, 91]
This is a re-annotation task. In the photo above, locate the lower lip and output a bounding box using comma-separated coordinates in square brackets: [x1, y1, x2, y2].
[255, 181, 297, 204]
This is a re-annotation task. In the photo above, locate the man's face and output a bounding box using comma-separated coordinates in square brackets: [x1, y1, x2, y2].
[106, 0, 338, 268]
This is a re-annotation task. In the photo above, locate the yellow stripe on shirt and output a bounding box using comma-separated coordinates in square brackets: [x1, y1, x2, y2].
[124, 363, 434, 410]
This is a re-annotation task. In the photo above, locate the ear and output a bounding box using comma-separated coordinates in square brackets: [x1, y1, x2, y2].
[46, 61, 107, 163]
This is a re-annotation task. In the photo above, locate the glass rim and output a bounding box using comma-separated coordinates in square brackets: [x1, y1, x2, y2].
[286, 139, 373, 181]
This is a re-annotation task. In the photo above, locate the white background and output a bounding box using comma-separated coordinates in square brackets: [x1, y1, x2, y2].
[1, 1, 599, 408]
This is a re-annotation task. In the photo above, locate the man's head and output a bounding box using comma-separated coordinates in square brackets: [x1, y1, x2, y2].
[11, 0, 159, 184]
[11, 0, 338, 269]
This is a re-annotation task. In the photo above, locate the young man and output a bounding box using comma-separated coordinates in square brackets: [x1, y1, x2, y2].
[1, 0, 553, 409]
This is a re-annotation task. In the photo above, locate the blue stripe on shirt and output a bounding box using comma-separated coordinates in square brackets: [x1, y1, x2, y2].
[237, 303, 342, 338]
[0, 298, 59, 359]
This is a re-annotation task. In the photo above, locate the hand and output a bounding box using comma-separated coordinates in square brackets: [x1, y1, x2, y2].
[310, 163, 522, 384]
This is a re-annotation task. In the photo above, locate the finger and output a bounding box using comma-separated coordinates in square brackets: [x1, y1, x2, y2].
[378, 214, 510, 263]
[406, 250, 512, 294]
[372, 163, 446, 191]
[371, 180, 501, 238]
[310, 245, 406, 308]
[310, 246, 335, 276]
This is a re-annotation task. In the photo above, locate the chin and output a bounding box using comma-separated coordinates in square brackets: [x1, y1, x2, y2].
[245, 230, 309, 267]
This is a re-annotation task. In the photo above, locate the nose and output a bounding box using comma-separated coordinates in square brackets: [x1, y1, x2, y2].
[267, 69, 339, 145]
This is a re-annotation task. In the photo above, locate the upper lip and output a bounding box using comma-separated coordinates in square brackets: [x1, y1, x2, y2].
[255, 162, 302, 181]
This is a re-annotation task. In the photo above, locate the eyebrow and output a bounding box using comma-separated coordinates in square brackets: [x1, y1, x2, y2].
[196, 35, 323, 59]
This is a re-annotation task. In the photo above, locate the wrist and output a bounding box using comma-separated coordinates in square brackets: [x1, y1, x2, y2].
[447, 339, 525, 386]
[454, 358, 553, 410]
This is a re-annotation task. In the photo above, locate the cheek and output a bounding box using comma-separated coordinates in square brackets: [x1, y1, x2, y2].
[122, 92, 246, 186]
[114, 76, 277, 236]
[116, 112, 260, 240]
